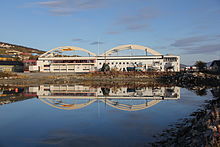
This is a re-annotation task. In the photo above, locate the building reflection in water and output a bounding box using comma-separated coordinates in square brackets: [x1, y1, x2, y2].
[0, 87, 32, 105]
[28, 85, 180, 111]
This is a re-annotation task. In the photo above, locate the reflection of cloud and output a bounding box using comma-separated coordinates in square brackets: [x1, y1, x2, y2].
[34, 0, 105, 15]
[64, 136, 109, 147]
[50, 130, 73, 137]
[38, 130, 110, 147]
[41, 137, 65, 144]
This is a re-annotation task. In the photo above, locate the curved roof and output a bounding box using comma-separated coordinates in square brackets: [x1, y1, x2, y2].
[100, 99, 161, 111]
[100, 44, 162, 56]
[39, 98, 161, 111]
[39, 98, 97, 110]
[39, 46, 96, 57]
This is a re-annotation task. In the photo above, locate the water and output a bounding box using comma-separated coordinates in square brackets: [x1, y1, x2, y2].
[0, 85, 214, 147]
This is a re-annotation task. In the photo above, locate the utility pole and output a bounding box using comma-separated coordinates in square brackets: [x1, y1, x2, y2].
[98, 38, 100, 56]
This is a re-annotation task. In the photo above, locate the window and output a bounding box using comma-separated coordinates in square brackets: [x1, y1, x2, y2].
[164, 57, 177, 62]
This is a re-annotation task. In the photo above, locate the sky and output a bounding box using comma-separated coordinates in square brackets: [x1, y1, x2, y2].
[0, 0, 220, 65]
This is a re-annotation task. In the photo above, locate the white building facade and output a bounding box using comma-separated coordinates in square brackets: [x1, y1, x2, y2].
[30, 44, 180, 72]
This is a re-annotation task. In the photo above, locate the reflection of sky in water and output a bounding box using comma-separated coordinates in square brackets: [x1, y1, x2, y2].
[0, 87, 214, 147]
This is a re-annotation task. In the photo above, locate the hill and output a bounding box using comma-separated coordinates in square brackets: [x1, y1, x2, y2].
[0, 42, 45, 55]
[180, 64, 188, 68]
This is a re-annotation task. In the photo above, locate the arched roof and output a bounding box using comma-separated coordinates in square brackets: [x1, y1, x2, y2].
[100, 99, 161, 111]
[100, 44, 162, 56]
[39, 46, 96, 57]
[39, 98, 161, 111]
[39, 98, 97, 110]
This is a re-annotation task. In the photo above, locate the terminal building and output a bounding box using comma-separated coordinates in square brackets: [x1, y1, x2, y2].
[30, 44, 180, 72]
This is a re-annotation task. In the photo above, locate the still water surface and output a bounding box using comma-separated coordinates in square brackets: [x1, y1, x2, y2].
[0, 85, 213, 147]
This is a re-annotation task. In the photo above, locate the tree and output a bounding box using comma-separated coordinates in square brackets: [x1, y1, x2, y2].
[101, 63, 110, 72]
[195, 61, 207, 71]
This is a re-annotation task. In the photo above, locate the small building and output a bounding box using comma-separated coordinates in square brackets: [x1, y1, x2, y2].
[210, 60, 220, 73]
[0, 55, 15, 61]
[20, 52, 32, 56]
[0, 61, 24, 72]
[185, 66, 198, 71]
[23, 60, 37, 71]
[6, 50, 22, 55]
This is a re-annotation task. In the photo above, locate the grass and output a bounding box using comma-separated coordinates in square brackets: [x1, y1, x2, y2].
[0, 72, 17, 78]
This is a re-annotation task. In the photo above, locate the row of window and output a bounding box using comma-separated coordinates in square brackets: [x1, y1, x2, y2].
[51, 60, 95, 63]
[164, 58, 177, 62]
[44, 68, 90, 71]
[52, 93, 96, 96]
[99, 62, 143, 65]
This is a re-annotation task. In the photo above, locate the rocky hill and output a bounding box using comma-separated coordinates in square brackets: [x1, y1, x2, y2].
[0, 42, 45, 55]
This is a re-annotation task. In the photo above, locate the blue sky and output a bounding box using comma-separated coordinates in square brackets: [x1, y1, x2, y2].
[0, 0, 220, 65]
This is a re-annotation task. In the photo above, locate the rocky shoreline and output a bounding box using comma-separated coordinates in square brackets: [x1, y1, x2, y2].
[150, 87, 220, 147]
[1, 71, 219, 87]
[159, 72, 220, 87]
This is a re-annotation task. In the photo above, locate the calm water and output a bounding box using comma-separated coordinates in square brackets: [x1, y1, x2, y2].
[0, 85, 214, 147]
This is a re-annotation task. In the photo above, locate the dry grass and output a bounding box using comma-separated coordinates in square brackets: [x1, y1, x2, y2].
[0, 72, 17, 78]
